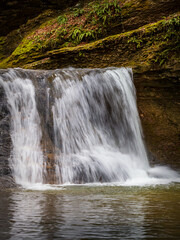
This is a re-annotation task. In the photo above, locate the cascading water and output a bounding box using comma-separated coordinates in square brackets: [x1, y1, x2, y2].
[52, 68, 150, 183]
[0, 70, 45, 186]
[0, 67, 179, 188]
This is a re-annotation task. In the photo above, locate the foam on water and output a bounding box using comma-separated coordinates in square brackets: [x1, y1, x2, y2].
[22, 183, 64, 191]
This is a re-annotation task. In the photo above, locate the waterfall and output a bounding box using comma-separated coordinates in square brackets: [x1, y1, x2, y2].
[0, 70, 45, 186]
[0, 67, 179, 187]
[52, 68, 149, 183]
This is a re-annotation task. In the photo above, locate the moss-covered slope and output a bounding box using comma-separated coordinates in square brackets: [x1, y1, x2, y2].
[22, 13, 179, 71]
[0, 0, 179, 70]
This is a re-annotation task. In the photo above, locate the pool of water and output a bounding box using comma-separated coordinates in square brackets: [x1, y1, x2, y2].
[0, 184, 180, 239]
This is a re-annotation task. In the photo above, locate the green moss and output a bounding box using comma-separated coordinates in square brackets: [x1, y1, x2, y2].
[43, 13, 179, 70]
[0, 1, 179, 70]
[0, 37, 7, 60]
[13, 39, 37, 56]
[121, 0, 139, 17]
[4, 0, 121, 62]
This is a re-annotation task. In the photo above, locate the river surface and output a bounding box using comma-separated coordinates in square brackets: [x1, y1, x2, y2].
[0, 183, 180, 240]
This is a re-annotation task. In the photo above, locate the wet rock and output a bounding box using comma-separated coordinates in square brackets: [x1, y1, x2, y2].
[0, 87, 11, 171]
[0, 175, 16, 189]
[0, 86, 14, 186]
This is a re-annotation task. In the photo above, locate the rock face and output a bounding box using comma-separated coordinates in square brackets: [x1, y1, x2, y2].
[121, 0, 180, 32]
[0, 86, 11, 174]
[0, 84, 16, 188]
[134, 69, 180, 169]
[0, 0, 81, 36]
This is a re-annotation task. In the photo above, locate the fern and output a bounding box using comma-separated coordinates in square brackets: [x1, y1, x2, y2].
[57, 15, 67, 25]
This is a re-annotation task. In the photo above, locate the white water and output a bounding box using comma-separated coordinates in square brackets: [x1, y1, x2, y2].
[0, 67, 179, 188]
[0, 70, 44, 186]
[52, 68, 149, 183]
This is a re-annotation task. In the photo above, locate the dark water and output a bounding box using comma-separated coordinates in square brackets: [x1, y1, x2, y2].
[0, 184, 180, 240]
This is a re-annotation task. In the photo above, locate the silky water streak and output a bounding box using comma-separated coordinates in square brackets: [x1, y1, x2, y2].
[0, 67, 179, 187]
[0, 70, 44, 187]
[52, 68, 161, 184]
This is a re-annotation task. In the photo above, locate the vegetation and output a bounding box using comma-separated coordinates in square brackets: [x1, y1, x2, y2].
[10, 0, 121, 57]
[127, 15, 180, 66]
[152, 17, 180, 66]
[0, 0, 179, 70]
[0, 37, 6, 60]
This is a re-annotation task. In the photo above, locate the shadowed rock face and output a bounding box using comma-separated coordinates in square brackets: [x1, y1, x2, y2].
[0, 0, 81, 36]
[0, 86, 11, 175]
[134, 69, 180, 170]
[0, 85, 15, 187]
[121, 0, 180, 32]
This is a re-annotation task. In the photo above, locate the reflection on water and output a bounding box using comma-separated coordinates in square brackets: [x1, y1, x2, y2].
[0, 185, 180, 239]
